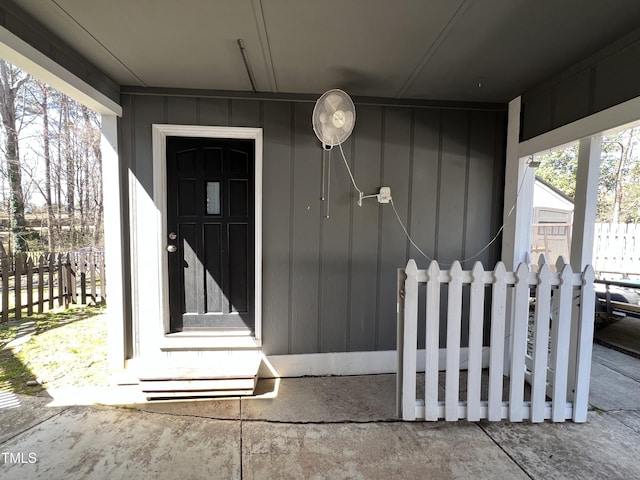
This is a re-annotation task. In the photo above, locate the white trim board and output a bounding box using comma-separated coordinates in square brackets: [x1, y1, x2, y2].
[143, 124, 263, 353]
[102, 115, 127, 370]
[262, 348, 491, 378]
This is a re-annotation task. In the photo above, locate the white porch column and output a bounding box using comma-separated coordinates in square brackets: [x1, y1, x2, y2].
[567, 135, 601, 402]
[502, 97, 536, 375]
[570, 135, 602, 270]
[502, 97, 535, 271]
[102, 114, 127, 372]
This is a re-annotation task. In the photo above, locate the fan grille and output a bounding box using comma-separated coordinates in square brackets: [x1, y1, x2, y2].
[312, 89, 356, 147]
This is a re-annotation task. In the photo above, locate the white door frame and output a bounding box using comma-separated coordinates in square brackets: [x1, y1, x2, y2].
[150, 124, 263, 350]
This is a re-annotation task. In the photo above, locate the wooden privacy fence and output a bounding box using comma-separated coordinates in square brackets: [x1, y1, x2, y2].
[0, 251, 106, 323]
[397, 254, 595, 423]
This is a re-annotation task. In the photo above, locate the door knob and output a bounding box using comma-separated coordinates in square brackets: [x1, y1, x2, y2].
[167, 244, 177, 253]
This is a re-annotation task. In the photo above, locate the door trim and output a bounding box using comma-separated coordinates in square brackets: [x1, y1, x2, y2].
[152, 124, 263, 348]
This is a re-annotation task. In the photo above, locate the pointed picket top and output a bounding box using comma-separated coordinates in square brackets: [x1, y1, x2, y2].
[427, 259, 440, 281]
[537, 252, 549, 268]
[450, 260, 462, 278]
[493, 261, 506, 283]
[471, 261, 484, 282]
[537, 259, 550, 283]
[556, 256, 573, 285]
[515, 261, 529, 283]
[555, 255, 569, 271]
[26, 256, 33, 268]
[405, 259, 418, 278]
[582, 264, 595, 285]
[0, 241, 6, 257]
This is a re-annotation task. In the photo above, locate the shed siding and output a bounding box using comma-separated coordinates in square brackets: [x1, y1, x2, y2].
[521, 28, 640, 141]
[120, 92, 506, 356]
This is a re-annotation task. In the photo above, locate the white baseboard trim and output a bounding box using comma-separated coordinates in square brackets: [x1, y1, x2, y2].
[262, 348, 490, 378]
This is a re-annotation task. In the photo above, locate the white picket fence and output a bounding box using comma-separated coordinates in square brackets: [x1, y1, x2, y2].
[593, 223, 640, 276]
[397, 254, 595, 423]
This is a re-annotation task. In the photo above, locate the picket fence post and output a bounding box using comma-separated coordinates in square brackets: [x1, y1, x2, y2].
[488, 262, 507, 421]
[550, 256, 573, 422]
[466, 261, 485, 421]
[37, 255, 45, 314]
[15, 253, 23, 320]
[26, 257, 34, 316]
[424, 260, 441, 421]
[508, 262, 530, 422]
[57, 254, 64, 307]
[573, 265, 596, 422]
[445, 262, 463, 421]
[401, 260, 418, 421]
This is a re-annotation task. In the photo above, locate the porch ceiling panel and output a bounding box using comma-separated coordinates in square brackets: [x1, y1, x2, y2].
[10, 0, 640, 102]
[403, 0, 640, 102]
[13, 0, 271, 90]
[260, 0, 465, 97]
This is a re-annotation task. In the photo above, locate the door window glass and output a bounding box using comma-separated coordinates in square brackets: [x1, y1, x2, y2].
[206, 181, 221, 215]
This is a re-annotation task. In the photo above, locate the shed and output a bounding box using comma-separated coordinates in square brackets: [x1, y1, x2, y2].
[532, 176, 575, 265]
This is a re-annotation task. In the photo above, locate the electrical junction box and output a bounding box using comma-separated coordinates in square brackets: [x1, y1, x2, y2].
[378, 186, 391, 203]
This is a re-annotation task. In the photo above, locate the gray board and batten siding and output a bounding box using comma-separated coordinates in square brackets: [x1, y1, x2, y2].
[521, 27, 640, 141]
[120, 89, 507, 356]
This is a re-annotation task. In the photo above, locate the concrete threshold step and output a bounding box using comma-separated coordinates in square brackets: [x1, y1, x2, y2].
[138, 355, 261, 399]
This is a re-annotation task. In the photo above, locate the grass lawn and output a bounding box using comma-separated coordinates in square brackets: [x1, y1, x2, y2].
[0, 305, 108, 395]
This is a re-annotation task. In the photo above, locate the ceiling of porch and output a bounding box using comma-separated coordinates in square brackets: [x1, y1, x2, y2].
[13, 0, 640, 103]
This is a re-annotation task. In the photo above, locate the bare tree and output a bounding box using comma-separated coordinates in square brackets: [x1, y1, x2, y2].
[28, 81, 58, 250]
[611, 128, 637, 223]
[0, 62, 104, 252]
[0, 60, 29, 251]
[81, 106, 103, 247]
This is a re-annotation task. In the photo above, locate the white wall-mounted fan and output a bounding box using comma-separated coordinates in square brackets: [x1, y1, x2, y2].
[312, 89, 356, 149]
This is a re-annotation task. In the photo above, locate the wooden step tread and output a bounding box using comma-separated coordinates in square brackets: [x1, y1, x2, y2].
[138, 356, 262, 381]
[137, 356, 261, 398]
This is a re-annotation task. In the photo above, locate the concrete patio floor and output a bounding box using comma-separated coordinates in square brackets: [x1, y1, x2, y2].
[1, 342, 640, 479]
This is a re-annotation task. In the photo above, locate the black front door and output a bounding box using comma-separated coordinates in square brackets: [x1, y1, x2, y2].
[166, 137, 255, 332]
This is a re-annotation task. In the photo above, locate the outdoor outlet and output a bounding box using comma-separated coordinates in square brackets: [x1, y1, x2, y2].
[378, 186, 391, 203]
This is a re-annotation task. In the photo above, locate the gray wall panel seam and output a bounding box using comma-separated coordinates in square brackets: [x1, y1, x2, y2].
[346, 132, 355, 350]
[374, 107, 386, 350]
[287, 103, 295, 354]
[406, 108, 415, 261]
[461, 111, 471, 266]
[317, 147, 324, 353]
[434, 110, 443, 260]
